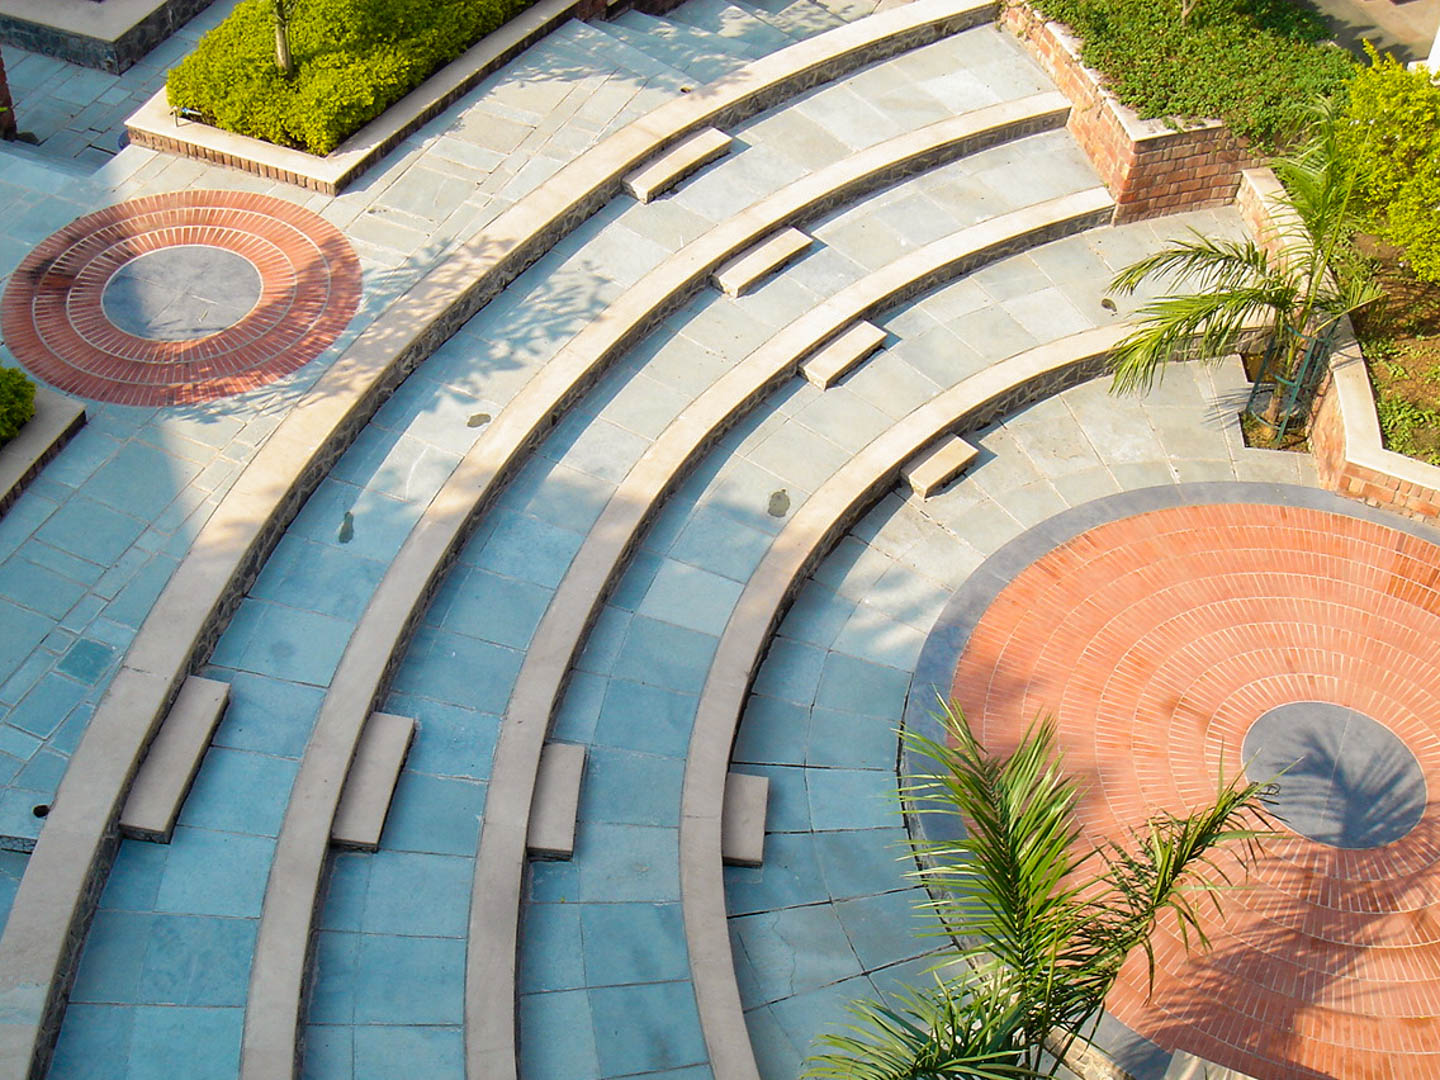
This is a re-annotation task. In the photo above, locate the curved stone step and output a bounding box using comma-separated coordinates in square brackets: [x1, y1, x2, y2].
[477, 182, 1109, 1080]
[681, 323, 1129, 1080]
[0, 2, 1003, 1075]
[253, 94, 1065, 1080]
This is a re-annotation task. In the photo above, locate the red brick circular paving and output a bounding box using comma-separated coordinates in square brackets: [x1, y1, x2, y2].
[1, 190, 361, 407]
[949, 503, 1440, 1080]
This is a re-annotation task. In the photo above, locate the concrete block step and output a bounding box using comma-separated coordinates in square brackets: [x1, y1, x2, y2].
[119, 676, 230, 844]
[801, 320, 887, 388]
[713, 226, 813, 296]
[902, 433, 979, 497]
[721, 771, 769, 866]
[624, 126, 734, 202]
[668, 0, 799, 51]
[527, 742, 587, 859]
[331, 712, 416, 851]
[599, 18, 750, 83]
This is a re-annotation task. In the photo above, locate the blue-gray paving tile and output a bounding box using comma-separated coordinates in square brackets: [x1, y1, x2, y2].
[575, 823, 680, 902]
[549, 669, 607, 743]
[15, 749, 67, 795]
[70, 909, 154, 1003]
[441, 568, 551, 650]
[607, 549, 664, 611]
[24, 538, 107, 589]
[249, 536, 387, 623]
[0, 648, 51, 708]
[807, 768, 899, 832]
[352, 934, 464, 1024]
[637, 558, 743, 636]
[0, 555, 86, 619]
[574, 604, 631, 676]
[582, 747, 683, 827]
[301, 1024, 352, 1079]
[207, 600, 352, 687]
[0, 603, 52, 685]
[519, 901, 585, 993]
[813, 828, 912, 901]
[48, 1003, 134, 1080]
[774, 587, 854, 649]
[353, 1025, 463, 1080]
[668, 506, 774, 583]
[744, 1003, 804, 1079]
[528, 855, 581, 903]
[385, 695, 498, 780]
[98, 840, 167, 911]
[361, 850, 472, 937]
[154, 827, 273, 918]
[835, 888, 934, 971]
[580, 902, 688, 986]
[766, 974, 876, 1065]
[519, 989, 599, 1080]
[750, 639, 825, 705]
[42, 427, 122, 488]
[136, 914, 256, 1007]
[731, 694, 809, 767]
[500, 457, 614, 536]
[611, 616, 717, 695]
[472, 509, 583, 587]
[379, 771, 485, 856]
[318, 852, 370, 931]
[288, 478, 423, 564]
[34, 495, 145, 568]
[724, 830, 829, 915]
[8, 671, 88, 737]
[590, 980, 708, 1076]
[176, 748, 297, 837]
[732, 904, 862, 1002]
[813, 652, 910, 718]
[308, 931, 357, 1024]
[104, 552, 179, 629]
[593, 679, 696, 758]
[736, 763, 811, 833]
[81, 441, 201, 522]
[128, 1004, 243, 1080]
[389, 626, 522, 715]
[210, 672, 322, 758]
[806, 706, 896, 769]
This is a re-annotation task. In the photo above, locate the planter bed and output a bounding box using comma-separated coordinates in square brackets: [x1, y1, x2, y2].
[0, 384, 85, 519]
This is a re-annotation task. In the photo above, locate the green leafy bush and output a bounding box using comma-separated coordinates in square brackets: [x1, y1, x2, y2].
[1340, 46, 1440, 284]
[1029, 0, 1356, 152]
[1376, 394, 1440, 465]
[0, 366, 36, 446]
[168, 0, 535, 155]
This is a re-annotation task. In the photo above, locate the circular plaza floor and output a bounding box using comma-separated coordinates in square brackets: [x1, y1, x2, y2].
[947, 496, 1440, 1080]
[1, 190, 360, 406]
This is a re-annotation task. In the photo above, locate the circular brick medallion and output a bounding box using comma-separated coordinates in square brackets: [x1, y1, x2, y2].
[948, 503, 1440, 1080]
[1, 190, 361, 406]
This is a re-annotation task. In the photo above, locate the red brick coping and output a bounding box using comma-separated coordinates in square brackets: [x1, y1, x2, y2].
[0, 190, 360, 407]
[951, 502, 1440, 1080]
[1000, 1, 1259, 223]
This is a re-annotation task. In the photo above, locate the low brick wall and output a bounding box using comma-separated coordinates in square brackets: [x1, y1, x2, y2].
[1236, 167, 1440, 523]
[1000, 1, 1259, 223]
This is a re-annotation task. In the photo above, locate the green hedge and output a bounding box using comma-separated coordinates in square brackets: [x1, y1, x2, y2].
[168, 0, 536, 156]
[0, 366, 35, 447]
[1030, 0, 1356, 153]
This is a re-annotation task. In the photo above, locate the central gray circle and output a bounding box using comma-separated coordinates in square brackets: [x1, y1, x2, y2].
[1243, 702, 1426, 849]
[101, 246, 262, 341]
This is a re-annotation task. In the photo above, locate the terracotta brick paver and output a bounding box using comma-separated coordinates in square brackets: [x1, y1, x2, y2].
[0, 190, 360, 406]
[950, 502, 1440, 1080]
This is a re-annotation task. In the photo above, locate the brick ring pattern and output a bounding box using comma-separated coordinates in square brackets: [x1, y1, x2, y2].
[1, 190, 361, 406]
[948, 502, 1440, 1080]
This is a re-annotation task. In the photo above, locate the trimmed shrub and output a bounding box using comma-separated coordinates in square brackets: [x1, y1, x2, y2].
[0, 366, 35, 446]
[1029, 0, 1356, 153]
[168, 0, 536, 156]
[1340, 46, 1440, 285]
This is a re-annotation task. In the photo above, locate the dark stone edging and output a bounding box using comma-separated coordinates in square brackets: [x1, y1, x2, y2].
[0, 0, 215, 73]
[900, 479, 1437, 1080]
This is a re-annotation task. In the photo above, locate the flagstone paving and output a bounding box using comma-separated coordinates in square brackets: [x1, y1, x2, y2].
[0, 2, 1434, 1080]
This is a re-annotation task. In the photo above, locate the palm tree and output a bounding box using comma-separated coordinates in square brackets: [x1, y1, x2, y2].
[271, 0, 300, 77]
[804, 704, 1267, 1079]
[1105, 100, 1381, 404]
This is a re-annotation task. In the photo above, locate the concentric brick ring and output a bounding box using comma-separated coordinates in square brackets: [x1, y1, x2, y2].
[948, 502, 1440, 1080]
[1, 190, 361, 406]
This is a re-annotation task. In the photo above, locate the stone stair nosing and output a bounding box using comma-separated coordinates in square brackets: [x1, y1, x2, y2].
[118, 675, 230, 845]
[624, 126, 736, 203]
[526, 742, 587, 859]
[153, 8, 1003, 1080]
[800, 318, 888, 388]
[329, 712, 417, 852]
[902, 432, 980, 497]
[681, 323, 1131, 1080]
[712, 225, 814, 296]
[472, 182, 1112, 1080]
[231, 92, 1059, 1080]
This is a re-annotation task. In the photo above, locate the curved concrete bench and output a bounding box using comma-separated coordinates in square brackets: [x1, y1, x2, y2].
[472, 184, 1113, 1077]
[680, 323, 1130, 1080]
[0, 3, 1001, 1076]
[245, 97, 1067, 1080]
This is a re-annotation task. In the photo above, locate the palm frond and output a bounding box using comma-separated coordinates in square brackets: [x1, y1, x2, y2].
[1108, 231, 1287, 298]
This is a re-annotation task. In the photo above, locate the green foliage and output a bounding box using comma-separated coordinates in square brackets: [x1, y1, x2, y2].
[1029, 0, 1356, 152]
[1376, 394, 1440, 465]
[0, 366, 36, 446]
[1339, 45, 1440, 284]
[804, 703, 1267, 1078]
[168, 0, 535, 155]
